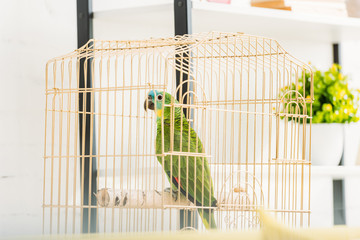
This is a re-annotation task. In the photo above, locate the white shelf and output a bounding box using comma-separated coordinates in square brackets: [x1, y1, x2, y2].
[93, 2, 173, 20]
[311, 166, 360, 179]
[93, 0, 360, 43]
[92, 2, 174, 40]
[92, 0, 172, 13]
[193, 1, 360, 43]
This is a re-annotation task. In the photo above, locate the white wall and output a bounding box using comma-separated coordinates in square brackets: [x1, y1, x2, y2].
[0, 0, 76, 237]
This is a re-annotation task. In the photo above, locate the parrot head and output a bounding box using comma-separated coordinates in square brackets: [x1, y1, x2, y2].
[144, 90, 176, 118]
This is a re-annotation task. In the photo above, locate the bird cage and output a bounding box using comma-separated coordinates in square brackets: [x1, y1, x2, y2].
[43, 32, 313, 234]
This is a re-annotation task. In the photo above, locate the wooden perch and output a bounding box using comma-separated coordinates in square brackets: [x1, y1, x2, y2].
[95, 187, 253, 211]
[95, 188, 193, 208]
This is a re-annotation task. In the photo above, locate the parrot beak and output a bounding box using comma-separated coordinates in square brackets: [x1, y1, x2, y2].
[144, 96, 154, 111]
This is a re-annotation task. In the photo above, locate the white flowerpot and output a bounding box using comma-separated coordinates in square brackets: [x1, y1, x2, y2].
[310, 123, 343, 166]
[343, 123, 360, 166]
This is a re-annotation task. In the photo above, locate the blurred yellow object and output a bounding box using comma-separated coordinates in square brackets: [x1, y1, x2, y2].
[7, 210, 360, 240]
[258, 209, 360, 240]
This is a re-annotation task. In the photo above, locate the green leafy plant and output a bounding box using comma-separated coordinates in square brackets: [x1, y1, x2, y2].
[281, 64, 359, 123]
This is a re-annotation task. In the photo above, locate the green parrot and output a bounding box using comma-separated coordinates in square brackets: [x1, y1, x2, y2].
[144, 90, 217, 229]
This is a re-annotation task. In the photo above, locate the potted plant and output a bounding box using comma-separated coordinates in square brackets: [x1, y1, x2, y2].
[282, 64, 360, 165]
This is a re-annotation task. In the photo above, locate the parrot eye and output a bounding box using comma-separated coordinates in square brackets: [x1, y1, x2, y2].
[157, 94, 163, 101]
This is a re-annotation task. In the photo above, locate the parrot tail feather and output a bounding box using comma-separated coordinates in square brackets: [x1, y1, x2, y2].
[198, 208, 217, 229]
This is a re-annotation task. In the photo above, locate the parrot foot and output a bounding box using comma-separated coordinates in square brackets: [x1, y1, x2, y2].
[164, 187, 178, 201]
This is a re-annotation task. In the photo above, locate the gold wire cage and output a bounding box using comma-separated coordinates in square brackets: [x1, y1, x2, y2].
[43, 32, 313, 234]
